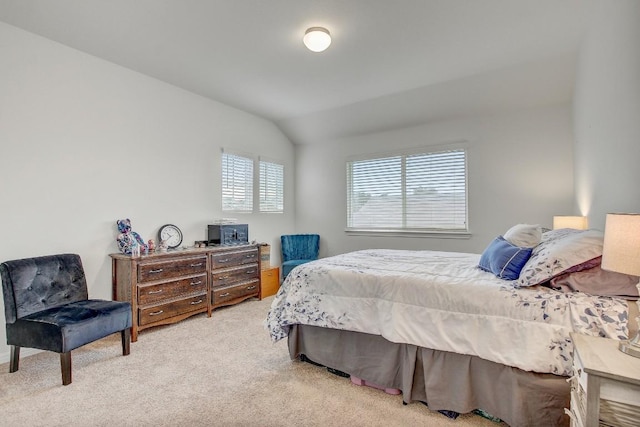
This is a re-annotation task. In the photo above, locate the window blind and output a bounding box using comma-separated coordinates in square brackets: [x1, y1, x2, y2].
[222, 152, 253, 212]
[347, 148, 467, 231]
[259, 160, 284, 213]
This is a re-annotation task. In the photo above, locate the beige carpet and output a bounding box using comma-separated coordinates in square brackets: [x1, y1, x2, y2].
[0, 297, 503, 427]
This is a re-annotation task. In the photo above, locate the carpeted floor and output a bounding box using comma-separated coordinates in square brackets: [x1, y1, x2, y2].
[0, 297, 503, 426]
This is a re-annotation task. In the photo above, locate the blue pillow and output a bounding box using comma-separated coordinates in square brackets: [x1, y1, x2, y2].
[478, 236, 533, 280]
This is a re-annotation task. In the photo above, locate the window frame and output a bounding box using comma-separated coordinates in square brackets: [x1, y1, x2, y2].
[221, 149, 285, 214]
[221, 149, 254, 213]
[345, 143, 470, 238]
[259, 157, 284, 213]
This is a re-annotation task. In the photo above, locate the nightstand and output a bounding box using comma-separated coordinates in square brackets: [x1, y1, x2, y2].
[568, 333, 640, 427]
[260, 267, 280, 299]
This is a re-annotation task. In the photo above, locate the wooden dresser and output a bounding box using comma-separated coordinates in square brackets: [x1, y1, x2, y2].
[111, 244, 261, 341]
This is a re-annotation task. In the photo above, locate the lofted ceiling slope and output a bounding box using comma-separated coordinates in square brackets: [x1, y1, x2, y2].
[0, 0, 592, 144]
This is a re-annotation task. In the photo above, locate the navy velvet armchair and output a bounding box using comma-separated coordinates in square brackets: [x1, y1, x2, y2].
[281, 234, 320, 280]
[0, 253, 132, 385]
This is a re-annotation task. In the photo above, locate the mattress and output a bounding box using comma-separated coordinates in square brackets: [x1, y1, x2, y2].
[266, 249, 630, 376]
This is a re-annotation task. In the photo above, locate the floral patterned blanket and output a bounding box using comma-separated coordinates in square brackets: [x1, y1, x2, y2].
[265, 249, 630, 376]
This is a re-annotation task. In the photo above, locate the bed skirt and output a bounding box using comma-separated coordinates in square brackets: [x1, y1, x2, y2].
[288, 325, 570, 427]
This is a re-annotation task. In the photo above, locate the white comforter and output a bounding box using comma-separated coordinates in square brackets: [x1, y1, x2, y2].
[266, 249, 629, 376]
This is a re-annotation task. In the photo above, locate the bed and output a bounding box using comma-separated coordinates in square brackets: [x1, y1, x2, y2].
[266, 227, 638, 427]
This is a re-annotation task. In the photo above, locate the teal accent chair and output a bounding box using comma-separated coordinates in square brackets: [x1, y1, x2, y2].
[281, 234, 320, 280]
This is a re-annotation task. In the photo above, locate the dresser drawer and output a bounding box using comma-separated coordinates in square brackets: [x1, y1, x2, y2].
[138, 294, 207, 326]
[138, 255, 207, 283]
[211, 264, 259, 288]
[212, 281, 259, 306]
[211, 248, 258, 269]
[138, 274, 207, 305]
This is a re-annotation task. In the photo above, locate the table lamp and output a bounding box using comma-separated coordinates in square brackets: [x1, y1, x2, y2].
[553, 215, 589, 230]
[601, 213, 640, 357]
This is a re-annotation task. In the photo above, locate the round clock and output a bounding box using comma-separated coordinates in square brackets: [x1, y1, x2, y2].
[158, 224, 183, 249]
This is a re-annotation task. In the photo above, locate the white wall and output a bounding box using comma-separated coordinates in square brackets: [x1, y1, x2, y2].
[0, 22, 296, 361]
[573, 0, 640, 230]
[296, 104, 575, 257]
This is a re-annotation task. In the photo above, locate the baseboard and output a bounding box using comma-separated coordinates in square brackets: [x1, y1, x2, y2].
[0, 347, 42, 364]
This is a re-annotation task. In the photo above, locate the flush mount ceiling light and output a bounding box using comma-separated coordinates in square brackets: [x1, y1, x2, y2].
[303, 27, 331, 52]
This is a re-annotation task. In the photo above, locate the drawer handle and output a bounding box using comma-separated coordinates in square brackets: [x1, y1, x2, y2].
[190, 263, 203, 267]
[190, 299, 204, 305]
[245, 254, 256, 258]
[246, 270, 256, 274]
[190, 280, 202, 286]
[149, 310, 164, 316]
[149, 268, 164, 274]
[247, 285, 256, 290]
[148, 289, 163, 294]
[217, 258, 230, 263]
[219, 292, 231, 297]
[219, 275, 230, 280]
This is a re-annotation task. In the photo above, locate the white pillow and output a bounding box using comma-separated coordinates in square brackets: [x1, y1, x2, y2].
[517, 229, 604, 287]
[503, 224, 542, 248]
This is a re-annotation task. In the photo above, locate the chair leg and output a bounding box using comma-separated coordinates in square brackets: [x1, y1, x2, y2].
[9, 345, 20, 373]
[60, 352, 72, 386]
[121, 328, 131, 356]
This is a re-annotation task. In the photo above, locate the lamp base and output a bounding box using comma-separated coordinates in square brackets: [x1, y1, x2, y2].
[618, 280, 640, 358]
[619, 333, 640, 358]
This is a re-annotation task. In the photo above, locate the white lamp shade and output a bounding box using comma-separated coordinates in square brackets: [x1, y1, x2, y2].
[303, 27, 331, 52]
[553, 215, 588, 230]
[601, 213, 640, 276]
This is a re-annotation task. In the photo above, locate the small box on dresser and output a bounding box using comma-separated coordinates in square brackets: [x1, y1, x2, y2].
[568, 333, 640, 427]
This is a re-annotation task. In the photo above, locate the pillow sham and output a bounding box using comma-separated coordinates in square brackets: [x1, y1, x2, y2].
[479, 236, 533, 280]
[550, 264, 639, 299]
[517, 228, 604, 287]
[503, 223, 542, 248]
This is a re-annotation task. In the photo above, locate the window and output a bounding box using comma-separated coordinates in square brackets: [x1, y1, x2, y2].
[222, 151, 253, 212]
[347, 147, 467, 233]
[259, 159, 284, 213]
[221, 150, 284, 214]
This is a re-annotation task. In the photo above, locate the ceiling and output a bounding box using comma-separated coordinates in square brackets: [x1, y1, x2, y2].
[0, 0, 593, 144]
